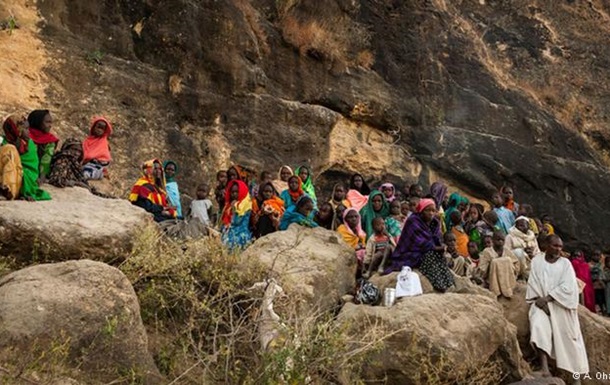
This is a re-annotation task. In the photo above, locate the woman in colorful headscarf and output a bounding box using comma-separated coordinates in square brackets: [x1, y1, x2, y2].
[48, 138, 89, 189]
[359, 190, 390, 240]
[129, 159, 176, 222]
[279, 195, 318, 231]
[347, 173, 370, 212]
[251, 182, 285, 238]
[27, 109, 59, 178]
[0, 116, 25, 200]
[444, 192, 469, 232]
[221, 179, 253, 249]
[280, 175, 305, 210]
[2, 116, 51, 201]
[163, 160, 182, 218]
[295, 165, 317, 204]
[386, 198, 454, 292]
[82, 116, 112, 180]
[272, 165, 293, 195]
[337, 208, 367, 265]
[380, 183, 396, 203]
[227, 164, 251, 183]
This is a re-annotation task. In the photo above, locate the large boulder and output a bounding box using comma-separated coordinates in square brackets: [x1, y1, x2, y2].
[0, 260, 160, 383]
[241, 224, 356, 313]
[0, 185, 152, 263]
[338, 293, 529, 384]
[499, 282, 536, 360]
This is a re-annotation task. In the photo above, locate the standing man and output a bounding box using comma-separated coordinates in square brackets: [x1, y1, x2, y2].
[526, 234, 588, 382]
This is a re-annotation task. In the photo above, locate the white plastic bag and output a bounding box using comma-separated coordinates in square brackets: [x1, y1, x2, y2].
[395, 266, 423, 298]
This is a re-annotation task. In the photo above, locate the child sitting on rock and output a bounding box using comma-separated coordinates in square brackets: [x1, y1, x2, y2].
[467, 240, 480, 273]
[363, 217, 396, 278]
[475, 231, 520, 298]
[385, 200, 404, 243]
[443, 231, 467, 277]
[190, 184, 214, 227]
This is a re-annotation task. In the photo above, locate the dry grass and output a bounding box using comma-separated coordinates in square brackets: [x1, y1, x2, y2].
[278, 9, 371, 69]
[356, 49, 375, 70]
[119, 226, 387, 384]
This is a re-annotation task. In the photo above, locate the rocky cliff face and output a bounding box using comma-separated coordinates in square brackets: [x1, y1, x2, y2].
[1, 0, 610, 248]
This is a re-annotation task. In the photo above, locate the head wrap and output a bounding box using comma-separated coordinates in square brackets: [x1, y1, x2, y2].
[2, 115, 28, 154]
[222, 180, 253, 226]
[228, 164, 248, 182]
[515, 215, 529, 223]
[163, 160, 178, 182]
[83, 116, 112, 164]
[27, 109, 59, 145]
[359, 190, 390, 239]
[287, 175, 305, 203]
[342, 208, 366, 238]
[277, 165, 293, 180]
[416, 198, 436, 213]
[380, 183, 396, 202]
[295, 165, 317, 203]
[430, 182, 448, 207]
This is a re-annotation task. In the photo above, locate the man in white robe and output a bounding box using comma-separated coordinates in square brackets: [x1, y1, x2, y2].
[526, 234, 588, 382]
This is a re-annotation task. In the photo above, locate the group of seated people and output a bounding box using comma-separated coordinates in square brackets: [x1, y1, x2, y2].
[2, 111, 606, 314]
[0, 112, 112, 200]
[128, 160, 609, 309]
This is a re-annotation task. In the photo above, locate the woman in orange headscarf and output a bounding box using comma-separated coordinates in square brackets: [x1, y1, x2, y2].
[83, 116, 112, 180]
[221, 179, 253, 250]
[279, 175, 305, 210]
[129, 159, 176, 222]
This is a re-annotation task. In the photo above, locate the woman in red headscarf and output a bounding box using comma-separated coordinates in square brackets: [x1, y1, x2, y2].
[82, 116, 113, 180]
[128, 159, 176, 222]
[221, 180, 253, 250]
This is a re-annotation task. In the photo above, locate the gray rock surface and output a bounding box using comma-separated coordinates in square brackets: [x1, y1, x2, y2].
[0, 185, 152, 263]
[0, 260, 160, 383]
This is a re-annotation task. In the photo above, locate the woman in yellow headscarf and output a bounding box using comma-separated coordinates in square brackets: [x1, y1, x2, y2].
[129, 159, 176, 222]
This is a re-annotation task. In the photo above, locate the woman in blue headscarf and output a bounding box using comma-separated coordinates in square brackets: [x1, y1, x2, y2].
[163, 160, 182, 218]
